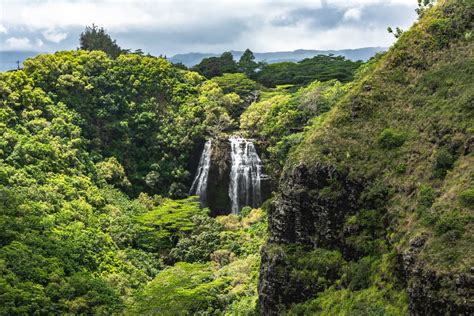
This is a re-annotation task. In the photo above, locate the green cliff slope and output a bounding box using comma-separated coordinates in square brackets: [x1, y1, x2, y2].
[259, 0, 473, 314]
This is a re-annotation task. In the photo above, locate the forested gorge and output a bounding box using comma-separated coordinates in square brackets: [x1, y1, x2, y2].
[0, 48, 270, 314]
[1, 0, 473, 315]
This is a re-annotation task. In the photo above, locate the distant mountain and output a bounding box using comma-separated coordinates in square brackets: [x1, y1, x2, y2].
[0, 51, 42, 72]
[169, 47, 386, 67]
[0, 48, 385, 72]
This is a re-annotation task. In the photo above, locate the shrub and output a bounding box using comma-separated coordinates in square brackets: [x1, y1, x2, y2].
[433, 149, 455, 178]
[378, 128, 406, 149]
[344, 257, 374, 291]
[459, 189, 474, 209]
[435, 210, 469, 236]
[169, 214, 223, 263]
[395, 163, 407, 174]
[418, 185, 437, 208]
[428, 18, 456, 48]
[240, 206, 252, 217]
[289, 247, 346, 293]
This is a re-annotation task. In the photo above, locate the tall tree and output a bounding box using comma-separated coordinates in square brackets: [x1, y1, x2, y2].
[79, 24, 124, 58]
[238, 49, 258, 77]
[192, 52, 239, 79]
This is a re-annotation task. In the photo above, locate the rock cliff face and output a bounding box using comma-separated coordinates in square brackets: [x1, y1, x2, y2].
[403, 235, 474, 315]
[203, 137, 272, 216]
[206, 138, 232, 216]
[259, 163, 363, 314]
[266, 163, 362, 248]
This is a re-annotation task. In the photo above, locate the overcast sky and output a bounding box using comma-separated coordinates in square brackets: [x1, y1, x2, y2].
[0, 0, 418, 56]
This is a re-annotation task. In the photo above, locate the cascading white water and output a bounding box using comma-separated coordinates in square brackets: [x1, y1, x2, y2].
[228, 136, 264, 214]
[189, 140, 212, 206]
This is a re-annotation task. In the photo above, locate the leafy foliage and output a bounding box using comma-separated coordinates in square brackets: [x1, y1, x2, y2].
[238, 49, 259, 78]
[19, 51, 239, 197]
[459, 189, 474, 208]
[192, 51, 239, 79]
[0, 69, 159, 314]
[80, 24, 124, 58]
[130, 208, 268, 315]
[378, 128, 406, 149]
[255, 55, 363, 87]
[137, 197, 206, 251]
[130, 262, 231, 315]
[240, 80, 347, 176]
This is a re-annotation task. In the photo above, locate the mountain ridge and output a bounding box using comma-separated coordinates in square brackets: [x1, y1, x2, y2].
[169, 47, 386, 67]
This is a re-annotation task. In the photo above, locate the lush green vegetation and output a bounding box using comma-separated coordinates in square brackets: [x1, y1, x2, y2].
[191, 49, 363, 88]
[240, 80, 347, 176]
[270, 0, 473, 314]
[1, 1, 472, 314]
[0, 46, 250, 313]
[17, 50, 246, 197]
[192, 51, 240, 79]
[0, 37, 273, 314]
[130, 208, 267, 315]
[80, 24, 125, 58]
[255, 55, 363, 87]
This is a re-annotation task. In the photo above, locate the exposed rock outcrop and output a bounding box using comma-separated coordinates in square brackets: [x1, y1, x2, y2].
[403, 235, 474, 315]
[207, 137, 232, 215]
[259, 163, 363, 315]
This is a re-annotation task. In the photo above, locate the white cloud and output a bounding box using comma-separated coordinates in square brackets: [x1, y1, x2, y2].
[0, 0, 418, 55]
[42, 28, 68, 43]
[0, 24, 7, 34]
[5, 37, 31, 50]
[36, 38, 44, 47]
[344, 8, 362, 21]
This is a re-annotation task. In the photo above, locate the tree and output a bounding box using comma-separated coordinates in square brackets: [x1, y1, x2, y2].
[192, 52, 239, 78]
[387, 26, 404, 38]
[137, 197, 207, 251]
[416, 0, 436, 16]
[79, 24, 124, 58]
[255, 55, 362, 87]
[211, 73, 259, 116]
[238, 49, 258, 77]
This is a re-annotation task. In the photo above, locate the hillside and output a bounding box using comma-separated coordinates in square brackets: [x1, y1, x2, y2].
[259, 0, 473, 314]
[169, 47, 385, 67]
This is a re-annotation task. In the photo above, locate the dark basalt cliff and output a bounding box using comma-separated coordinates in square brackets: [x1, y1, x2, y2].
[402, 235, 474, 315]
[259, 163, 363, 314]
[207, 137, 232, 215]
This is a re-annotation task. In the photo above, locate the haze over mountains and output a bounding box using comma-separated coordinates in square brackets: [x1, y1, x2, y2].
[0, 51, 43, 72]
[0, 47, 385, 72]
[169, 47, 386, 67]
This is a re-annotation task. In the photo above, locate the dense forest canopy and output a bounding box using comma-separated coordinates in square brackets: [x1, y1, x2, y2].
[190, 50, 363, 88]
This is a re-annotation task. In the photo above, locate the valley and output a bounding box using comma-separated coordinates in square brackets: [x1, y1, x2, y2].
[0, 0, 473, 315]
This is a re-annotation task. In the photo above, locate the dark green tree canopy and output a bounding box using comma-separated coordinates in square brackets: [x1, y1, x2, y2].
[192, 51, 239, 78]
[238, 49, 258, 77]
[79, 24, 124, 58]
[255, 55, 363, 87]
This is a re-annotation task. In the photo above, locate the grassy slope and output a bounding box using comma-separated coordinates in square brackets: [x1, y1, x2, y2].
[285, 0, 473, 311]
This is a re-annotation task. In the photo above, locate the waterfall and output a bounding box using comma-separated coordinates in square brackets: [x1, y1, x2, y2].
[189, 140, 212, 206]
[228, 136, 264, 214]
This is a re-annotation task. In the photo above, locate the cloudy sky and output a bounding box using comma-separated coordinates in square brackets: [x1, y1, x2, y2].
[0, 0, 418, 56]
